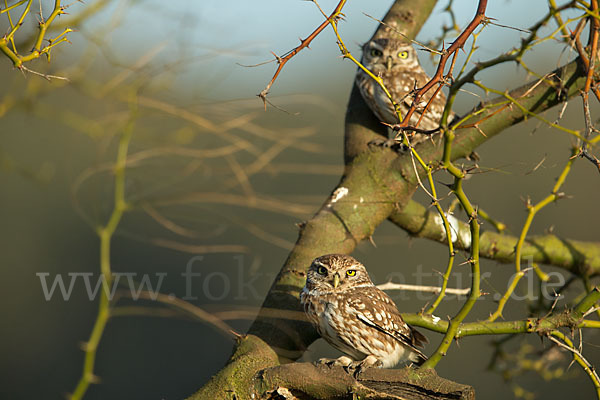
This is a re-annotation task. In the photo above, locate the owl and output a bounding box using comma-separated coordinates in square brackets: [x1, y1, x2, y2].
[356, 38, 450, 143]
[300, 254, 427, 370]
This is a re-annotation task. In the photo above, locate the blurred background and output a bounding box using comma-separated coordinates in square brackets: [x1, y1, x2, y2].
[1, 0, 599, 399]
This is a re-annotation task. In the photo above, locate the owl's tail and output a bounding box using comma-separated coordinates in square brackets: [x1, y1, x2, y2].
[409, 348, 428, 366]
[409, 327, 428, 365]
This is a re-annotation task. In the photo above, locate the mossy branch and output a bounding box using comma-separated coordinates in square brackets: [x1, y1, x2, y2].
[388, 199, 600, 276]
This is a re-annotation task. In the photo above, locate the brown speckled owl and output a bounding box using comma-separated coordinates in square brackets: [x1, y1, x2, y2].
[356, 38, 450, 142]
[300, 254, 427, 370]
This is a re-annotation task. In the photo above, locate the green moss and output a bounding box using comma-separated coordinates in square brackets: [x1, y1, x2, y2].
[187, 335, 279, 400]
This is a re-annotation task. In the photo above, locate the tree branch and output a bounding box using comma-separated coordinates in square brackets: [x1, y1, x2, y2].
[389, 200, 600, 276]
[257, 363, 474, 400]
[403, 288, 600, 335]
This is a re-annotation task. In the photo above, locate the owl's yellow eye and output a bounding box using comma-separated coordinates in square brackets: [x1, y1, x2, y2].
[370, 48, 383, 57]
[398, 51, 409, 59]
[317, 266, 328, 275]
[346, 270, 356, 277]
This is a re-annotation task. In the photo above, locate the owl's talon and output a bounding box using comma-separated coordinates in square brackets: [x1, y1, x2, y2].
[352, 356, 383, 370]
[316, 356, 353, 368]
[345, 356, 383, 378]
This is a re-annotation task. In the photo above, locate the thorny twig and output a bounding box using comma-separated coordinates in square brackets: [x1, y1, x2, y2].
[548, 331, 600, 397]
[0, 0, 74, 78]
[573, 0, 600, 172]
[390, 0, 489, 135]
[256, 0, 347, 109]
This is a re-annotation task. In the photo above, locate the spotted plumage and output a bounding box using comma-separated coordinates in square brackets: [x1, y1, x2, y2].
[356, 38, 451, 144]
[300, 254, 427, 369]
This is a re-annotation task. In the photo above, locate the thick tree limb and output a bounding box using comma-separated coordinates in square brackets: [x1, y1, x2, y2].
[258, 363, 475, 400]
[390, 200, 600, 276]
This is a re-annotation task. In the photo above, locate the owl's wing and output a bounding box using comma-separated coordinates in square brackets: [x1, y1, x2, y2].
[348, 288, 428, 363]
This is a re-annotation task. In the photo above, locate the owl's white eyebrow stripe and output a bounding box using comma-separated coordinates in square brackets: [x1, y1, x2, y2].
[369, 41, 384, 52]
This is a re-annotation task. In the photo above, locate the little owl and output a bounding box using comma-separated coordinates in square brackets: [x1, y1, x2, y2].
[356, 38, 450, 144]
[301, 254, 427, 370]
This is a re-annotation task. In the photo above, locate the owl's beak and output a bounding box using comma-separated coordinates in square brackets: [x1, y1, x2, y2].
[332, 272, 340, 288]
[386, 55, 393, 71]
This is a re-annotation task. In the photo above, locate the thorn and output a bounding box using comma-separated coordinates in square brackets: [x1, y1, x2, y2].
[270, 51, 283, 64]
[296, 221, 307, 230]
[257, 90, 268, 111]
[231, 330, 243, 340]
[368, 235, 377, 248]
[299, 37, 310, 49]
[474, 124, 487, 137]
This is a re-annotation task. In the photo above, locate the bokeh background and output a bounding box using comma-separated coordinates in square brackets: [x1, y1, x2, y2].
[1, 0, 599, 399]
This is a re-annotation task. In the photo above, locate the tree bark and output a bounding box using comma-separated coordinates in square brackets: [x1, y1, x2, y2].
[390, 200, 600, 275]
[259, 363, 475, 400]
